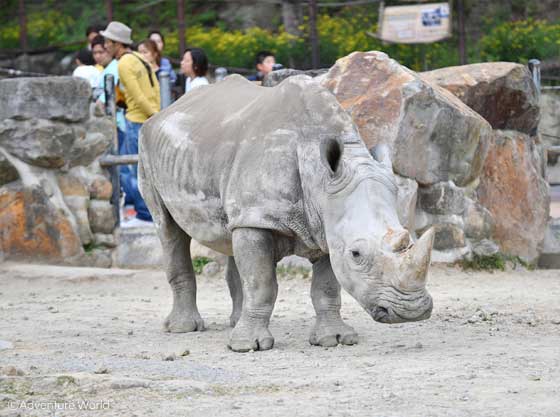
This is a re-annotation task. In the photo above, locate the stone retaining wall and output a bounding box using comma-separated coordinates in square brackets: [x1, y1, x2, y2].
[0, 57, 555, 268]
[0, 77, 116, 267]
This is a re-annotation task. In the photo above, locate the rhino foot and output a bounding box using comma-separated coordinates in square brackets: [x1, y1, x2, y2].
[163, 310, 205, 333]
[228, 325, 274, 352]
[309, 321, 358, 347]
[229, 311, 241, 328]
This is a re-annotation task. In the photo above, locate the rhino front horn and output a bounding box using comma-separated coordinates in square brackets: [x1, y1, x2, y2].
[399, 228, 435, 290]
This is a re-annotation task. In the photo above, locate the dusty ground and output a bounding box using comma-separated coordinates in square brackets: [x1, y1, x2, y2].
[0, 262, 559, 417]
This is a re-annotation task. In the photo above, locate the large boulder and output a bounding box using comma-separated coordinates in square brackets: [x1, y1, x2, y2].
[462, 197, 494, 241]
[539, 91, 560, 150]
[67, 117, 113, 167]
[0, 119, 75, 168]
[395, 175, 418, 233]
[321, 51, 492, 186]
[0, 153, 18, 186]
[113, 227, 163, 269]
[418, 181, 465, 215]
[477, 130, 550, 262]
[0, 181, 83, 262]
[0, 77, 91, 122]
[88, 200, 116, 234]
[538, 219, 560, 269]
[57, 173, 92, 245]
[262, 68, 328, 87]
[422, 62, 540, 134]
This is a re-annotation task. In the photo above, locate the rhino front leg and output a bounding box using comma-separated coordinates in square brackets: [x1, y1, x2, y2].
[309, 256, 358, 347]
[156, 208, 204, 333]
[229, 228, 278, 352]
[225, 256, 243, 327]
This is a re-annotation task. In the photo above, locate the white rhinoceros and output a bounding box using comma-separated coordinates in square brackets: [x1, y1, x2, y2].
[138, 74, 434, 352]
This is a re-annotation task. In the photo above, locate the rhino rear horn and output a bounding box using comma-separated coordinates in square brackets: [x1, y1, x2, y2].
[370, 143, 392, 170]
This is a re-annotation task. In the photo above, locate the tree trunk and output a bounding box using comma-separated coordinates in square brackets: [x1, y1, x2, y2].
[308, 0, 319, 69]
[282, 0, 302, 36]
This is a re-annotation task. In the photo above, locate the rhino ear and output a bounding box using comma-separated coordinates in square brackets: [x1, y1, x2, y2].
[321, 137, 344, 176]
[370, 143, 392, 170]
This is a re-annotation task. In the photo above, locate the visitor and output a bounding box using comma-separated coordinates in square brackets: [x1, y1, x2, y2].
[148, 30, 177, 84]
[91, 35, 112, 71]
[86, 23, 105, 50]
[95, 35, 127, 155]
[179, 47, 209, 94]
[247, 50, 276, 82]
[138, 39, 163, 80]
[101, 21, 160, 227]
[72, 49, 100, 89]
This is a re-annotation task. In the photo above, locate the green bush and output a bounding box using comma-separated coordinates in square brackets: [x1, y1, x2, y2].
[6, 8, 553, 71]
[163, 25, 306, 69]
[160, 14, 457, 71]
[192, 256, 211, 275]
[480, 19, 560, 63]
[460, 253, 533, 272]
[0, 10, 75, 49]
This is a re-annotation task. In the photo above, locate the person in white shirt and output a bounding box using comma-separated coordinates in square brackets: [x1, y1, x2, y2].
[180, 48, 209, 94]
[72, 48, 100, 89]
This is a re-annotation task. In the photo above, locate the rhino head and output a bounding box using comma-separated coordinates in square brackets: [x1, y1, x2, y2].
[319, 137, 434, 324]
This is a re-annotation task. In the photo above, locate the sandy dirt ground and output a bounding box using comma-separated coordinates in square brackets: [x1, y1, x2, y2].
[0, 262, 559, 417]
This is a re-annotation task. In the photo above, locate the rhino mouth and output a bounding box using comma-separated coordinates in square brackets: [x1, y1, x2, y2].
[371, 297, 433, 324]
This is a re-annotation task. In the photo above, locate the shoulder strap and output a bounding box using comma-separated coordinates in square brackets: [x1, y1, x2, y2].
[123, 52, 155, 88]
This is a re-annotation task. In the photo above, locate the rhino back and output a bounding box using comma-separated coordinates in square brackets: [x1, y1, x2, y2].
[140, 75, 319, 250]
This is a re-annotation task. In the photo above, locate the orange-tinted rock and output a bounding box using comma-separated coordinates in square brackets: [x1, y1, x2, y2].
[422, 63, 539, 134]
[57, 173, 89, 197]
[477, 131, 550, 262]
[90, 177, 113, 200]
[322, 51, 492, 186]
[0, 182, 83, 262]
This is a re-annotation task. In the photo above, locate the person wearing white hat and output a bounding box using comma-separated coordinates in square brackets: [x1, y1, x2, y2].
[102, 21, 160, 226]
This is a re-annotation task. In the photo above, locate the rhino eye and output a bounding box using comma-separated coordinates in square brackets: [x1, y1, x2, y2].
[349, 249, 365, 265]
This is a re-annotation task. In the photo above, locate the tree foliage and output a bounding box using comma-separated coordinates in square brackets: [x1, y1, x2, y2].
[1, 1, 558, 71]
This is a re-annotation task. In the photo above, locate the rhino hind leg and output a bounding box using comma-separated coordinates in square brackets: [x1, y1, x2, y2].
[143, 186, 205, 333]
[225, 256, 243, 327]
[228, 228, 278, 352]
[309, 256, 358, 347]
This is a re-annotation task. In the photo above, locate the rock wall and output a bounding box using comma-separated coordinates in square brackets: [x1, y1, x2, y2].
[540, 90, 560, 184]
[0, 60, 552, 267]
[319, 53, 548, 264]
[0, 77, 115, 266]
[423, 62, 549, 263]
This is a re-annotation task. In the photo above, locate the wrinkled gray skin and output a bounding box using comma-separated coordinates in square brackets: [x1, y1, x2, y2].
[138, 75, 434, 352]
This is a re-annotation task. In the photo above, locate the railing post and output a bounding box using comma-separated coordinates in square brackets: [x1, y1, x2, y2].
[104, 73, 121, 226]
[214, 67, 228, 82]
[159, 72, 172, 109]
[528, 59, 541, 95]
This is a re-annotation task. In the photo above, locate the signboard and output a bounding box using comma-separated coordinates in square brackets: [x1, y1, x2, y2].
[378, 2, 451, 44]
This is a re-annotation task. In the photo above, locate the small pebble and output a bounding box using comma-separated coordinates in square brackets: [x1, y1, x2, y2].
[164, 353, 177, 361]
[2, 366, 25, 376]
